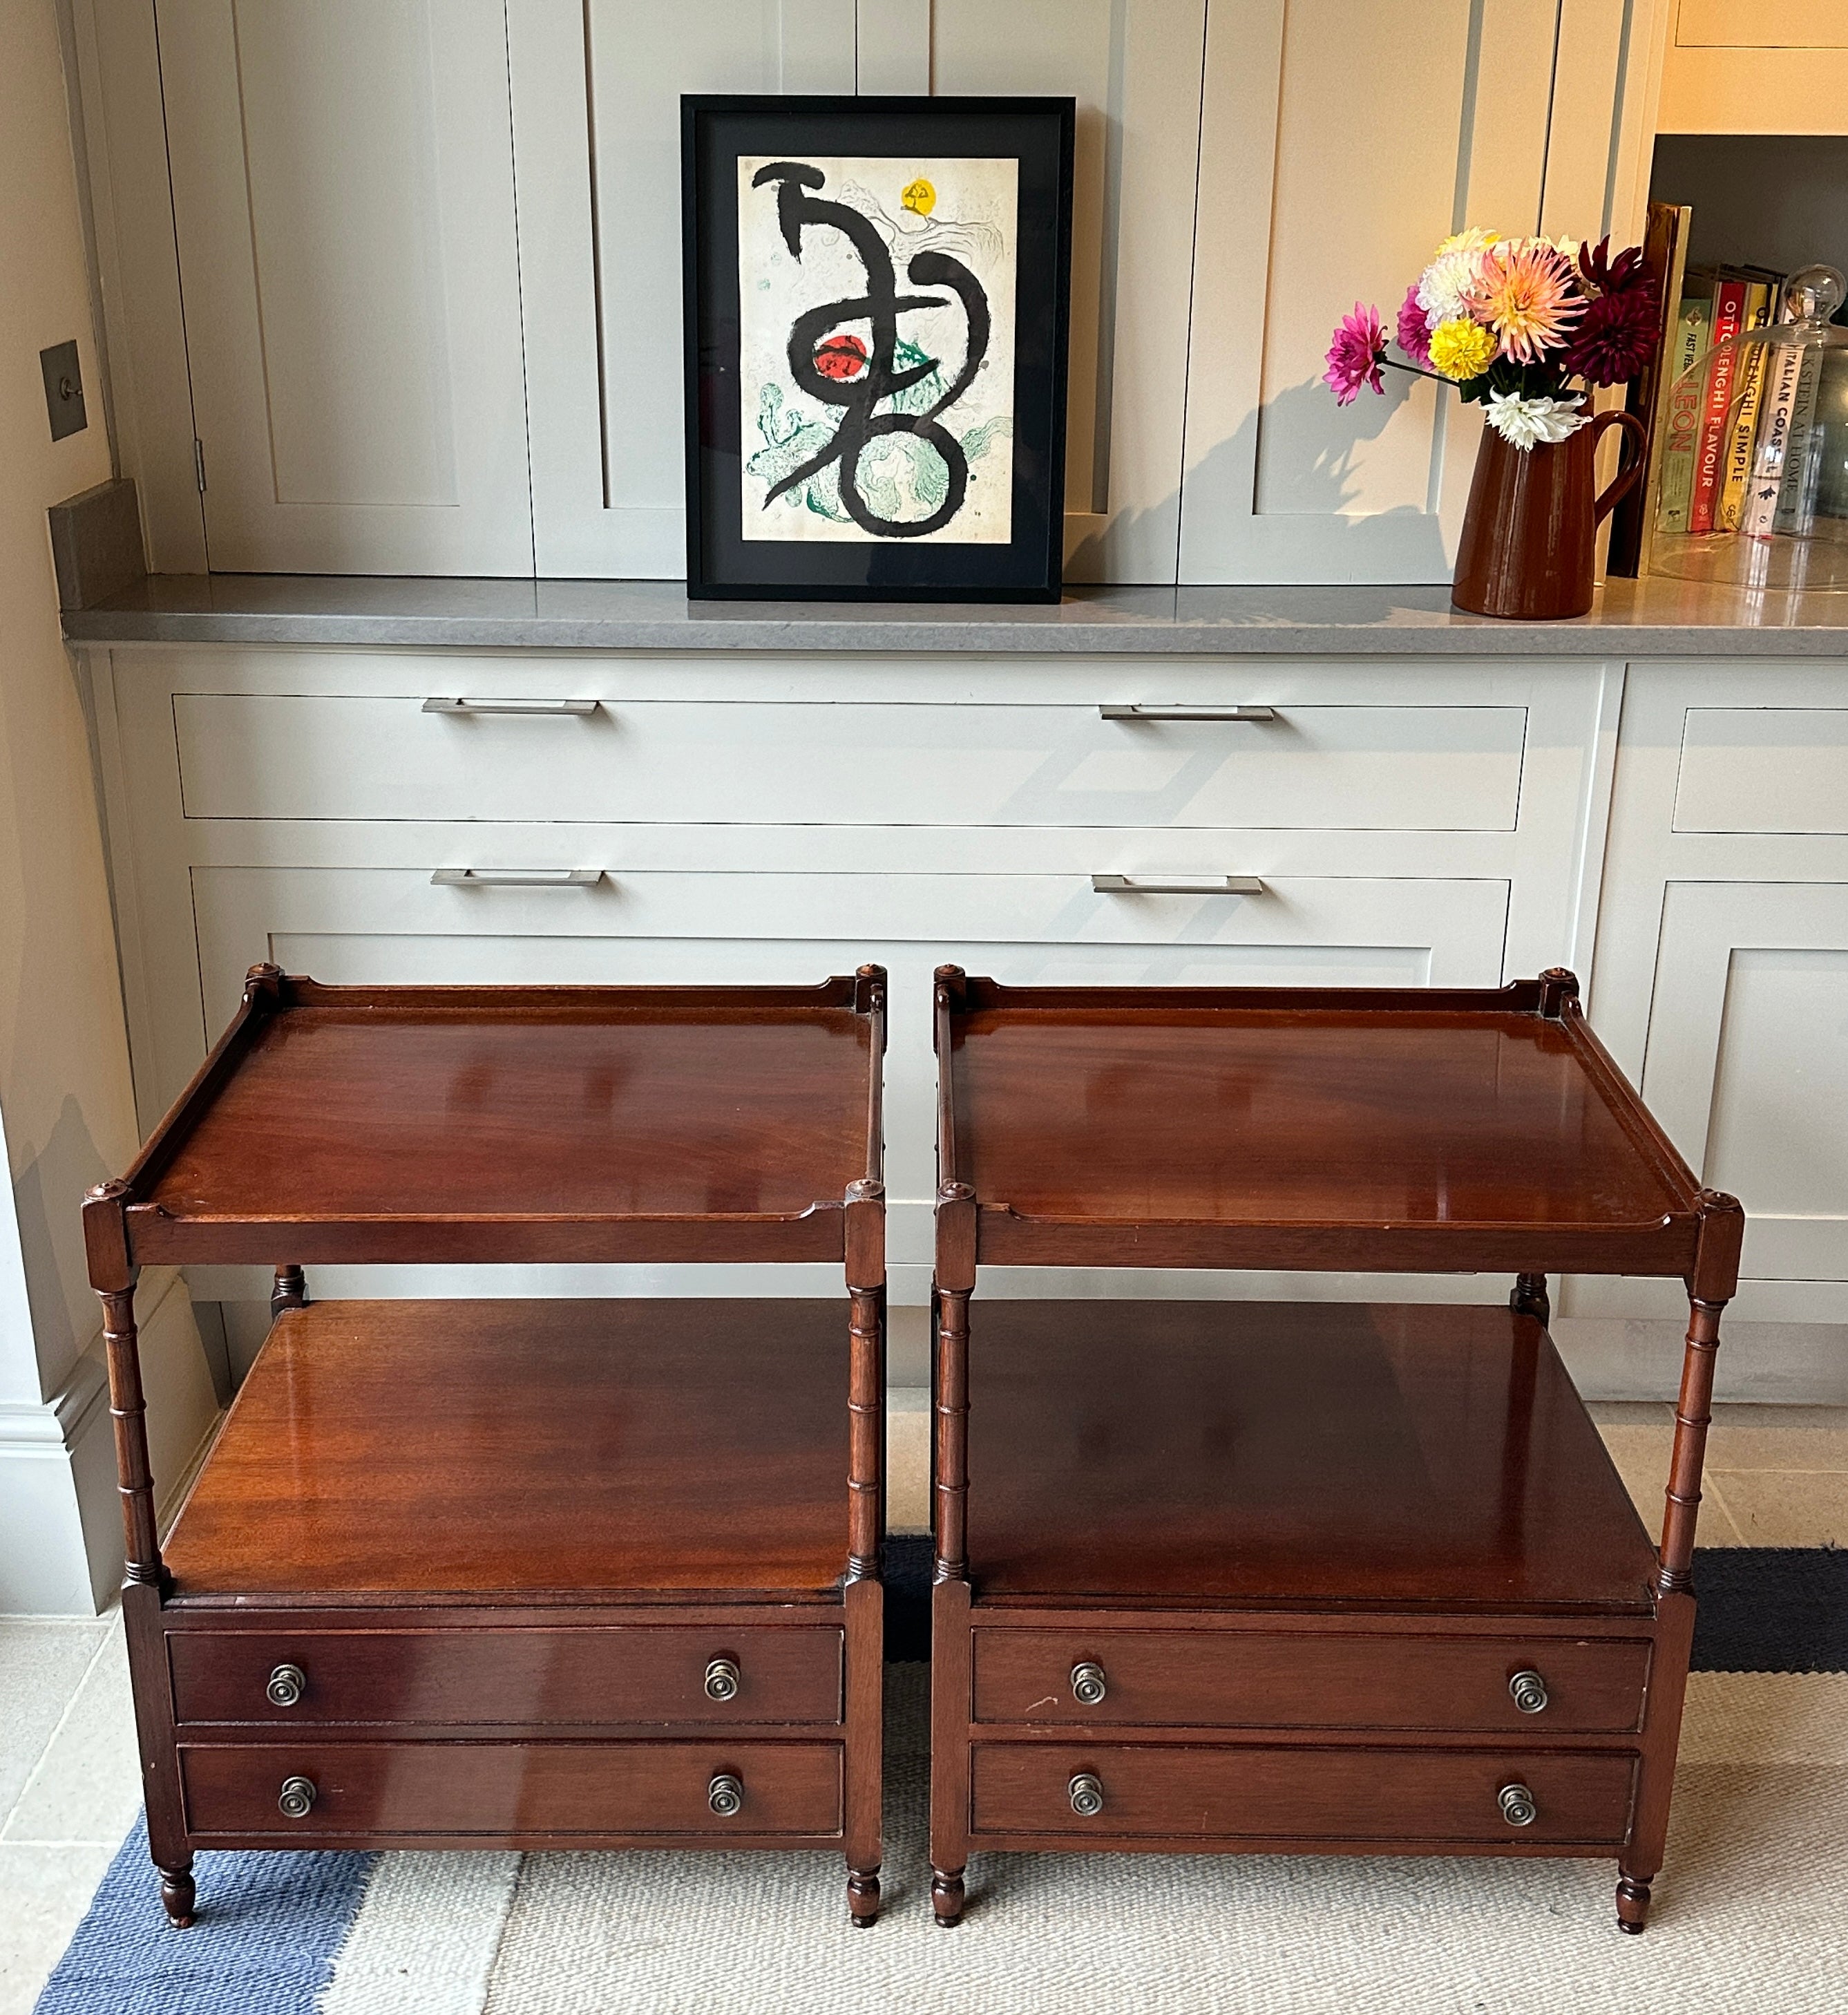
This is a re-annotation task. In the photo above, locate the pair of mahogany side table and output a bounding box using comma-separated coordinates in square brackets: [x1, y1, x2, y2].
[85, 963, 1740, 1938]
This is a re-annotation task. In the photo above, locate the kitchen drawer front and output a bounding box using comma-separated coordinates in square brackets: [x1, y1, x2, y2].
[1674, 708, 1848, 834]
[193, 867, 1511, 1033]
[173, 693, 1527, 832]
[972, 1628, 1650, 1735]
[180, 1739, 841, 1839]
[169, 1625, 843, 1728]
[969, 1743, 1636, 1847]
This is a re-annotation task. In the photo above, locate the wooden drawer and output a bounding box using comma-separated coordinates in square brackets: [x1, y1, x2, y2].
[172, 693, 1527, 832]
[969, 1743, 1636, 1847]
[169, 1625, 843, 1728]
[972, 1627, 1650, 1734]
[179, 1739, 842, 1839]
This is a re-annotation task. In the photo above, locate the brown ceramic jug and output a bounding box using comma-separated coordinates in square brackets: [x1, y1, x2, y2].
[1451, 408, 1648, 619]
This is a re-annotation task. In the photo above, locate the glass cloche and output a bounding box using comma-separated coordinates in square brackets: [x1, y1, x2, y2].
[1650, 264, 1848, 593]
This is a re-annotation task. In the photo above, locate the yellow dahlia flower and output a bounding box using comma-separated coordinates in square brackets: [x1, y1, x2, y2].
[1427, 316, 1496, 381]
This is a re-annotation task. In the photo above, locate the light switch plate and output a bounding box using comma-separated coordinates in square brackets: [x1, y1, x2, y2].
[40, 340, 87, 441]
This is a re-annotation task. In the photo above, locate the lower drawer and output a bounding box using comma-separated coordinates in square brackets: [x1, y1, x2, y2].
[969, 1743, 1637, 1848]
[179, 1740, 842, 1840]
[971, 1627, 1650, 1734]
[169, 1625, 843, 1728]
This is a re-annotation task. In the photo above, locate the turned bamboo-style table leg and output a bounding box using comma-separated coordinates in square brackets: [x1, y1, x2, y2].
[1618, 1190, 1744, 1933]
[931, 1179, 976, 1927]
[84, 1181, 193, 1928]
[271, 1265, 309, 1318]
[843, 1177, 885, 1927]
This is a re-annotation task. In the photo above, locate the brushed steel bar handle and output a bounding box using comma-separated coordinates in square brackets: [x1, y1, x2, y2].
[431, 868, 604, 887]
[1098, 703, 1277, 722]
[1092, 874, 1266, 896]
[422, 696, 600, 715]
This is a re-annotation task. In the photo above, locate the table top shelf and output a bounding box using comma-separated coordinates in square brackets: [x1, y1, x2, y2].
[934, 968, 1741, 1293]
[90, 966, 886, 1272]
[963, 1300, 1659, 1613]
[162, 1298, 854, 1601]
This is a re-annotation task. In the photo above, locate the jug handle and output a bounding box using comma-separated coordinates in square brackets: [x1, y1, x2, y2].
[1590, 409, 1650, 524]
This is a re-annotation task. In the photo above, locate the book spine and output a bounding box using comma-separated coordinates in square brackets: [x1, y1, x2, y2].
[1773, 343, 1825, 533]
[1690, 276, 1748, 534]
[1656, 296, 1712, 536]
[1716, 285, 1771, 531]
[1741, 341, 1804, 538]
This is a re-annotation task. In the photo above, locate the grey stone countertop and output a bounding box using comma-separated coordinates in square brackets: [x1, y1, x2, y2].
[59, 573, 1848, 656]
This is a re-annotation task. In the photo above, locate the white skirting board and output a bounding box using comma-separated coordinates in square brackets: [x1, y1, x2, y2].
[0, 1267, 219, 1614]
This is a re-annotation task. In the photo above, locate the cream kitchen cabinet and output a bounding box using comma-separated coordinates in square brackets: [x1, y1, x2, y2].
[89, 645, 1617, 1322]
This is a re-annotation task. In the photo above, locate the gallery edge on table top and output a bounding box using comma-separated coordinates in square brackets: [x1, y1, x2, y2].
[934, 969, 1738, 1282]
[92, 967, 884, 1265]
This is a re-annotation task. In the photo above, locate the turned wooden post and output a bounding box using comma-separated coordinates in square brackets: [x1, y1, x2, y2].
[84, 1180, 194, 1926]
[271, 1265, 309, 1318]
[841, 963, 886, 1927]
[931, 1162, 978, 1927]
[1618, 1187, 1744, 1933]
[1509, 1271, 1550, 1323]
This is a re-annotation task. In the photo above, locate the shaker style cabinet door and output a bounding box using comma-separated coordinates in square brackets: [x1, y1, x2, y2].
[1642, 881, 1848, 1294]
[1176, 0, 1630, 583]
[506, 0, 1206, 580]
[153, 0, 533, 574]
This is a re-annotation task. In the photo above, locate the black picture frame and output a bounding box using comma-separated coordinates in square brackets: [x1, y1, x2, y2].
[682, 95, 1074, 603]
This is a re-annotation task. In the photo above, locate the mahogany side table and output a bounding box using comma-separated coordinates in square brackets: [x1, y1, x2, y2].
[927, 966, 1742, 1933]
[83, 965, 887, 1926]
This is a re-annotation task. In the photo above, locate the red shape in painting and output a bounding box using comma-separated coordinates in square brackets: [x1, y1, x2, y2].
[812, 330, 869, 381]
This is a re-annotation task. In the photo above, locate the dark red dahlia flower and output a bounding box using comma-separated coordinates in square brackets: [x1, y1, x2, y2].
[1577, 235, 1654, 299]
[1562, 285, 1661, 386]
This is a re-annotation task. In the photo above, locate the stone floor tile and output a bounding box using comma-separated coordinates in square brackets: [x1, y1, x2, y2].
[2, 1617, 140, 1846]
[0, 1623, 108, 1830]
[0, 1841, 116, 2015]
[1704, 1405, 1848, 1474]
[1706, 1468, 1848, 1547]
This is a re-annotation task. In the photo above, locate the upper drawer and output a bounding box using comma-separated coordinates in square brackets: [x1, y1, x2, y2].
[172, 694, 1527, 832]
[169, 1623, 843, 1728]
[1674, 708, 1848, 834]
[971, 1627, 1650, 1734]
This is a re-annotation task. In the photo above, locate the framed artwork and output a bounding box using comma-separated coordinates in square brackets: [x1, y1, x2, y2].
[682, 96, 1074, 602]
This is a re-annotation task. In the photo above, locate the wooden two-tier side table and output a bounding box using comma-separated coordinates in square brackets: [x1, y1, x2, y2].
[84, 965, 888, 1927]
[928, 967, 1742, 1933]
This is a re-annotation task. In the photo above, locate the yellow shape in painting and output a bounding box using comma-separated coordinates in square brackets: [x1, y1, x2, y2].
[900, 177, 935, 218]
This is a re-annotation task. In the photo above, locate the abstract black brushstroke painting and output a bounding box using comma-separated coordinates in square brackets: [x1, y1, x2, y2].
[684, 97, 1073, 600]
[739, 155, 1014, 545]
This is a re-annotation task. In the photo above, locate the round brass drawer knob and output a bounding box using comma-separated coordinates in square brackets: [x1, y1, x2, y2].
[1069, 1771, 1106, 1818]
[266, 1663, 307, 1709]
[277, 1775, 317, 1820]
[708, 1772, 745, 1818]
[704, 1657, 741, 1703]
[1070, 1661, 1107, 1707]
[1498, 1781, 1538, 1827]
[1508, 1669, 1549, 1715]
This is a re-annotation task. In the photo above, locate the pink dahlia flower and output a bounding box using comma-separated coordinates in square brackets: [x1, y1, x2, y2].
[1395, 283, 1433, 368]
[1324, 303, 1387, 405]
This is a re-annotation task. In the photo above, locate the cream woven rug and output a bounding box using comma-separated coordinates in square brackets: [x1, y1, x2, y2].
[35, 1665, 1847, 2015]
[339, 1667, 1847, 2015]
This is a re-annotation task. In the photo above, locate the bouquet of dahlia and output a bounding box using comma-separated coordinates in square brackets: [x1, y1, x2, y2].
[1323, 229, 1659, 449]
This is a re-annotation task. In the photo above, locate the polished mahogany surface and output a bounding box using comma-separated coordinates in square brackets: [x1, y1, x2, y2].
[964, 1301, 1657, 1611]
[148, 1001, 870, 1225]
[951, 1005, 1691, 1237]
[164, 1300, 851, 1599]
